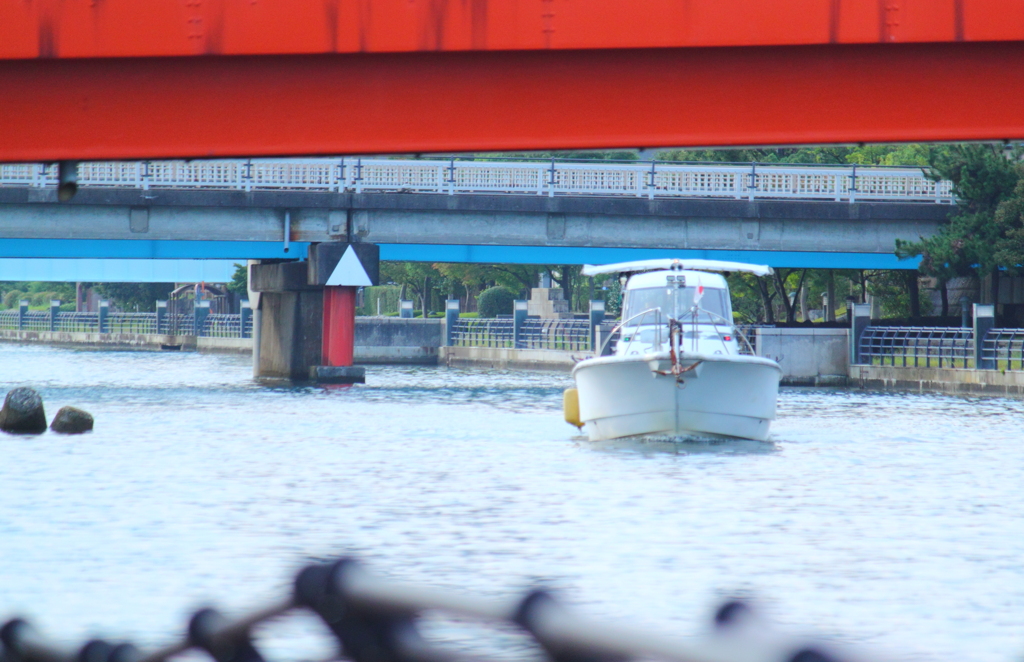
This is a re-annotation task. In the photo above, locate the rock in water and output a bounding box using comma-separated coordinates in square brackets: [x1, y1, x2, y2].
[0, 387, 47, 434]
[50, 406, 94, 434]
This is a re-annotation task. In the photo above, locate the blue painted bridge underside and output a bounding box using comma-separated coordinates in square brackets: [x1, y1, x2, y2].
[382, 244, 920, 269]
[0, 239, 920, 278]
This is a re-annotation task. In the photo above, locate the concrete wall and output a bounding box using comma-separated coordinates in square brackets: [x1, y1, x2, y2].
[0, 329, 247, 353]
[850, 364, 1024, 396]
[356, 317, 441, 346]
[354, 317, 442, 365]
[0, 321, 864, 386]
[440, 346, 578, 371]
[196, 337, 252, 353]
[754, 327, 849, 385]
[0, 318, 442, 364]
[356, 345, 438, 364]
[441, 327, 853, 378]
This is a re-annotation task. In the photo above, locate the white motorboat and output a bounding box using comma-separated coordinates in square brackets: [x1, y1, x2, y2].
[565, 259, 782, 442]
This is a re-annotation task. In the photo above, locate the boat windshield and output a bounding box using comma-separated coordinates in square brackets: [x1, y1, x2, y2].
[624, 286, 730, 324]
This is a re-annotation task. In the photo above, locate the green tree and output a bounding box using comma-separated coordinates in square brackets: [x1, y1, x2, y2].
[659, 143, 932, 167]
[2, 290, 25, 309]
[846, 143, 929, 166]
[93, 283, 174, 312]
[226, 263, 248, 295]
[896, 145, 1022, 310]
[433, 262, 540, 296]
[0, 281, 76, 309]
[474, 150, 639, 162]
[659, 146, 851, 164]
[598, 276, 623, 318]
[726, 274, 766, 323]
[379, 262, 440, 316]
[770, 268, 808, 324]
[993, 176, 1024, 270]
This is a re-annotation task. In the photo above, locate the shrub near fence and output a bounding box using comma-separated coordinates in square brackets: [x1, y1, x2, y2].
[477, 287, 516, 318]
[359, 285, 403, 316]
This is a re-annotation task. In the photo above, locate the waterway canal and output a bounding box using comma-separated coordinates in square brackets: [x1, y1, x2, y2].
[1, 343, 1022, 662]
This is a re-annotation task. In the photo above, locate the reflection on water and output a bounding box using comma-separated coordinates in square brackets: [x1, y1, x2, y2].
[584, 435, 777, 456]
[1, 344, 1024, 662]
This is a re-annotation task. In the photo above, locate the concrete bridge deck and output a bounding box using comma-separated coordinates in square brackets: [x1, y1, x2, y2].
[0, 159, 951, 269]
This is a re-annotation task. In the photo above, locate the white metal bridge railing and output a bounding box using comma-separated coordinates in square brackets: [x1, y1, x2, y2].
[0, 158, 955, 203]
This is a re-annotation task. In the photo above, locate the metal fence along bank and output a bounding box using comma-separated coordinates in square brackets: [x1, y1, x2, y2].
[851, 303, 1024, 371]
[18, 295, 1024, 377]
[0, 299, 253, 339]
[0, 296, 770, 358]
[445, 300, 610, 353]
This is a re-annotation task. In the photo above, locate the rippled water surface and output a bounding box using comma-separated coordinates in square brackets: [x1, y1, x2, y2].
[2, 343, 1023, 662]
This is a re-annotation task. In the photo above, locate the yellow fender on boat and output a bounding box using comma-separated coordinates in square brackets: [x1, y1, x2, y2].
[563, 388, 583, 430]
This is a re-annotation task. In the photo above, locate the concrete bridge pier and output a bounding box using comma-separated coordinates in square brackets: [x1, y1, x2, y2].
[250, 260, 324, 380]
[250, 243, 379, 383]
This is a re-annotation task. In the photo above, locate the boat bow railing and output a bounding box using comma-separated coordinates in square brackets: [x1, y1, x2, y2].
[611, 307, 751, 358]
[606, 307, 666, 356]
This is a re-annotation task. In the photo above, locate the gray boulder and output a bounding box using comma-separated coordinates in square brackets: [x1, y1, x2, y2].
[50, 406, 94, 434]
[0, 387, 47, 434]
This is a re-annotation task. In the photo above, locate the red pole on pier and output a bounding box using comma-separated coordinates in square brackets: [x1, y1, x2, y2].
[323, 286, 356, 367]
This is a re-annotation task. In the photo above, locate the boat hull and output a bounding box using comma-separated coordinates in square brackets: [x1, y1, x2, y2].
[571, 353, 781, 442]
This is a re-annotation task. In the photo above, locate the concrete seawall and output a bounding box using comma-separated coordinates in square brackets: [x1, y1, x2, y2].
[355, 317, 441, 365]
[849, 364, 1024, 395]
[0, 329, 253, 353]
[2, 329, 194, 350]
[440, 346, 579, 371]
[754, 327, 849, 386]
[0, 318, 443, 363]
[2, 322, 853, 379]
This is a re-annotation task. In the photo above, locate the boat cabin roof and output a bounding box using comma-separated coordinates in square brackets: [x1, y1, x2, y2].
[582, 258, 772, 277]
[627, 270, 728, 290]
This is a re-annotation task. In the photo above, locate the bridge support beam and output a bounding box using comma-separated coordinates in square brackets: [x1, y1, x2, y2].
[250, 261, 323, 381]
[250, 243, 378, 383]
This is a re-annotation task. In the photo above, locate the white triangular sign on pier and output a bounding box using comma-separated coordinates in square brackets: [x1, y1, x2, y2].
[326, 246, 373, 286]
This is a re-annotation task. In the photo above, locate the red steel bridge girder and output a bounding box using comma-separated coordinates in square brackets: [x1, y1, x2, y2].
[2, 42, 1023, 162]
[2, 1, 1024, 161]
[4, 0, 1024, 58]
